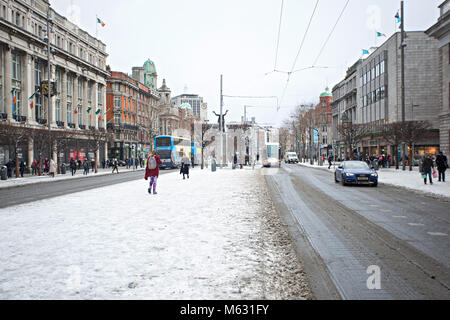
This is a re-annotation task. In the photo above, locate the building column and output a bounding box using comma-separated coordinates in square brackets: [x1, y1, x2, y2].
[4, 46, 12, 121]
[83, 79, 89, 128]
[92, 81, 98, 129]
[101, 84, 106, 129]
[27, 137, 34, 170]
[73, 75, 79, 129]
[50, 65, 56, 127]
[61, 69, 67, 128]
[24, 53, 33, 124]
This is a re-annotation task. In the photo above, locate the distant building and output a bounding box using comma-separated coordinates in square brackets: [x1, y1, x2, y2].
[315, 88, 333, 157]
[427, 0, 450, 156]
[171, 93, 207, 121]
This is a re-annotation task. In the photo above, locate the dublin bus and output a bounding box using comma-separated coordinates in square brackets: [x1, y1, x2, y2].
[262, 142, 280, 167]
[154, 135, 191, 169]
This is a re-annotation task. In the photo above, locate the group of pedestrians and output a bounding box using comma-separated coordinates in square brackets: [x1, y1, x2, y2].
[420, 151, 448, 185]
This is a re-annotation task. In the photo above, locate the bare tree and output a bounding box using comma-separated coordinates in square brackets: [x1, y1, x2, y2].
[29, 127, 53, 176]
[402, 120, 430, 171]
[85, 128, 113, 173]
[381, 122, 405, 170]
[336, 122, 371, 160]
[0, 122, 29, 178]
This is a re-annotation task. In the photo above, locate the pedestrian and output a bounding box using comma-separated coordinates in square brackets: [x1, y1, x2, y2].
[145, 150, 162, 194]
[388, 155, 392, 168]
[91, 159, 95, 172]
[49, 158, 56, 178]
[6, 160, 13, 178]
[83, 159, 90, 175]
[102, 159, 105, 169]
[32, 160, 37, 175]
[421, 154, 434, 185]
[19, 160, 25, 177]
[70, 158, 77, 176]
[233, 153, 237, 169]
[112, 159, 119, 174]
[435, 151, 448, 182]
[328, 154, 333, 169]
[180, 154, 190, 179]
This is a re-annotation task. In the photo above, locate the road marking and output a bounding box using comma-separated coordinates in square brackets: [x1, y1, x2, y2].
[381, 209, 391, 212]
[408, 223, 425, 226]
[369, 204, 379, 207]
[427, 232, 448, 236]
[393, 215, 407, 219]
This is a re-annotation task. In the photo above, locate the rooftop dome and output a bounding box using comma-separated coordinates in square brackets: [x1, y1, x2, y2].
[320, 87, 332, 98]
[179, 103, 192, 110]
[143, 59, 156, 74]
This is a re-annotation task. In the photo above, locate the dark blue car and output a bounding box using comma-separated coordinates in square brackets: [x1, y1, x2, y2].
[334, 161, 378, 187]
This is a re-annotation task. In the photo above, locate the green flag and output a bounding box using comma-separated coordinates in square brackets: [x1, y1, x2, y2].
[95, 109, 101, 115]
[376, 31, 386, 37]
[87, 107, 91, 113]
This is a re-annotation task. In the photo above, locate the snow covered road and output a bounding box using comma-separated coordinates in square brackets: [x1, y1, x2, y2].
[0, 167, 312, 299]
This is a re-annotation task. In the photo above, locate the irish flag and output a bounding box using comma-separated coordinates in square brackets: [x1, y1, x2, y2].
[376, 31, 386, 37]
[97, 17, 105, 27]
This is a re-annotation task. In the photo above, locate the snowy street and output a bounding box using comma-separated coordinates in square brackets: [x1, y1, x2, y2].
[0, 167, 312, 299]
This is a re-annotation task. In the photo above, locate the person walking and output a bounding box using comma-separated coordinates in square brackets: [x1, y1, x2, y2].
[49, 158, 56, 178]
[233, 153, 237, 169]
[83, 159, 90, 175]
[435, 151, 448, 182]
[421, 154, 434, 185]
[145, 150, 162, 194]
[328, 154, 333, 169]
[180, 154, 190, 179]
[112, 159, 119, 174]
[70, 158, 77, 176]
[19, 161, 25, 177]
[91, 159, 95, 172]
[32, 160, 37, 175]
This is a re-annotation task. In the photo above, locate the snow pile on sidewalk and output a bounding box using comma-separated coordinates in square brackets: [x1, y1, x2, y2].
[297, 162, 450, 199]
[0, 167, 144, 189]
[0, 168, 312, 299]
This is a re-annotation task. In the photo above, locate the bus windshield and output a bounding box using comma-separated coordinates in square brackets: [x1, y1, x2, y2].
[267, 145, 278, 159]
[156, 137, 172, 147]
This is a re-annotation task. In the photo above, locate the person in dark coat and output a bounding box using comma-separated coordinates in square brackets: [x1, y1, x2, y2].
[421, 154, 434, 185]
[180, 155, 190, 179]
[19, 161, 25, 177]
[70, 158, 77, 176]
[6, 160, 13, 178]
[328, 154, 333, 169]
[233, 153, 237, 169]
[83, 159, 90, 175]
[435, 151, 448, 182]
[112, 159, 119, 174]
[145, 150, 162, 194]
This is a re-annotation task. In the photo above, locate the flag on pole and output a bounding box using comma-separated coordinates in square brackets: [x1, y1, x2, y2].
[28, 92, 36, 109]
[376, 31, 386, 37]
[95, 108, 101, 115]
[97, 17, 106, 27]
[362, 49, 370, 55]
[87, 107, 92, 113]
[395, 11, 401, 23]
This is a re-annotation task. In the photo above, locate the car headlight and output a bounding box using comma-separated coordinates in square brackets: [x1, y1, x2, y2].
[371, 173, 378, 177]
[345, 173, 355, 177]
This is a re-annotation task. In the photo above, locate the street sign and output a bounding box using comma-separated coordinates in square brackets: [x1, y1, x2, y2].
[313, 129, 319, 143]
[40, 80, 57, 96]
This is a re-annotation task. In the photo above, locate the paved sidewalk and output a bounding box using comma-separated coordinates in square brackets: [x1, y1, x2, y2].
[0, 166, 145, 190]
[297, 161, 450, 199]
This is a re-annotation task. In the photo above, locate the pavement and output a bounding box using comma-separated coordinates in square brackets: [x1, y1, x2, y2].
[0, 166, 145, 190]
[0, 166, 312, 299]
[266, 164, 450, 299]
[296, 160, 450, 200]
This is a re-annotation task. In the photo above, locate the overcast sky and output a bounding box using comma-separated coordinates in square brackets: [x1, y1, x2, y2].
[51, 0, 442, 127]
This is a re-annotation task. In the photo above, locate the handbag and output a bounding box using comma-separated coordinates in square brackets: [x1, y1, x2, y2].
[432, 170, 437, 179]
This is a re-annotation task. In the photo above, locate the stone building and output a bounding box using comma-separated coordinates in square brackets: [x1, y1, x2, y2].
[171, 93, 208, 121]
[0, 0, 108, 166]
[315, 88, 333, 158]
[106, 69, 160, 161]
[427, 0, 450, 156]
[331, 31, 440, 160]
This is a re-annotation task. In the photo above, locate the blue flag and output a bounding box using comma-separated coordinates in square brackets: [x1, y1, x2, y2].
[362, 49, 369, 55]
[395, 11, 401, 23]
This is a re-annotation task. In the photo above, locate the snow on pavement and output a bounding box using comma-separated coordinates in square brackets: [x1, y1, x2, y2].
[297, 161, 450, 199]
[0, 167, 312, 299]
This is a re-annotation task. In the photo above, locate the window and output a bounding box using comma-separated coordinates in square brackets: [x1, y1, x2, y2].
[2, 6, 6, 19]
[38, 25, 42, 39]
[114, 96, 121, 108]
[56, 100, 61, 122]
[68, 42, 72, 54]
[380, 60, 385, 74]
[57, 36, 61, 47]
[67, 103, 72, 124]
[79, 47, 83, 59]
[375, 64, 380, 78]
[12, 52, 21, 80]
[97, 84, 102, 104]
[114, 113, 120, 124]
[114, 83, 120, 91]
[66, 74, 73, 98]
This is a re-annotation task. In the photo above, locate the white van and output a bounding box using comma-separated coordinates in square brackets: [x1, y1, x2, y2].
[285, 152, 299, 164]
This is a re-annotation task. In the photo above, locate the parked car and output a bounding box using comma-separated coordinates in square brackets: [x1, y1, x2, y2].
[335, 160, 378, 187]
[118, 160, 127, 166]
[284, 152, 299, 164]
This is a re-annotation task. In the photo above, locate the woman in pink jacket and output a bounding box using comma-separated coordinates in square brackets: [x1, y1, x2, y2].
[145, 150, 162, 194]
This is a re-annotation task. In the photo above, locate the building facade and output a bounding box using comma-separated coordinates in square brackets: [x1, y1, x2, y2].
[0, 0, 108, 166]
[106, 69, 160, 161]
[315, 88, 333, 157]
[171, 93, 208, 121]
[331, 31, 440, 160]
[427, 0, 450, 156]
